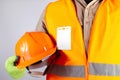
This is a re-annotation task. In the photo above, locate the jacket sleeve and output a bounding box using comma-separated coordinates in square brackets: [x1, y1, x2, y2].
[35, 9, 47, 32]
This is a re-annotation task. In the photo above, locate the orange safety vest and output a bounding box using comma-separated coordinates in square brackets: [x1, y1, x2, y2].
[88, 0, 120, 80]
[44, 0, 87, 80]
[44, 0, 120, 80]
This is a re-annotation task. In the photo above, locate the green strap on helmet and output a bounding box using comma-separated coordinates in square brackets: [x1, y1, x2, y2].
[5, 56, 26, 79]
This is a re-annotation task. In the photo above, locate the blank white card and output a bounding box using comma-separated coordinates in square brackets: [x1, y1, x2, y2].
[57, 26, 71, 50]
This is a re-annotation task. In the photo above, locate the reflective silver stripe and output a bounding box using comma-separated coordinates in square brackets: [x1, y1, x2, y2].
[89, 63, 120, 76]
[48, 64, 85, 77]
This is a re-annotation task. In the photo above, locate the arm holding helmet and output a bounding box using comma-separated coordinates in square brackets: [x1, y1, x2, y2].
[5, 9, 58, 79]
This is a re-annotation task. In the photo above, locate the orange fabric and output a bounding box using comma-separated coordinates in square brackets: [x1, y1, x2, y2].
[44, 0, 87, 80]
[88, 0, 120, 80]
[16, 32, 56, 69]
[47, 74, 85, 80]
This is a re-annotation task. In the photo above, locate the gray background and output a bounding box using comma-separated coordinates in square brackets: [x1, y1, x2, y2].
[0, 0, 54, 80]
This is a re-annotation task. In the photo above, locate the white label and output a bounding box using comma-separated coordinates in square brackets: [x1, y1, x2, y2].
[57, 26, 71, 50]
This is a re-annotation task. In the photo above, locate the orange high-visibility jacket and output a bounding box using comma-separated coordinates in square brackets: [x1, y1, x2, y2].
[43, 0, 120, 80]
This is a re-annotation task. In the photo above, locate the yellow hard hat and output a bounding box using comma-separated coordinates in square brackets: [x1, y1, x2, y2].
[15, 32, 56, 69]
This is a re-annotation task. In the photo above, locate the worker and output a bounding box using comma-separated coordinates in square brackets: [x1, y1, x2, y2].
[5, 0, 120, 80]
[35, 0, 120, 80]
